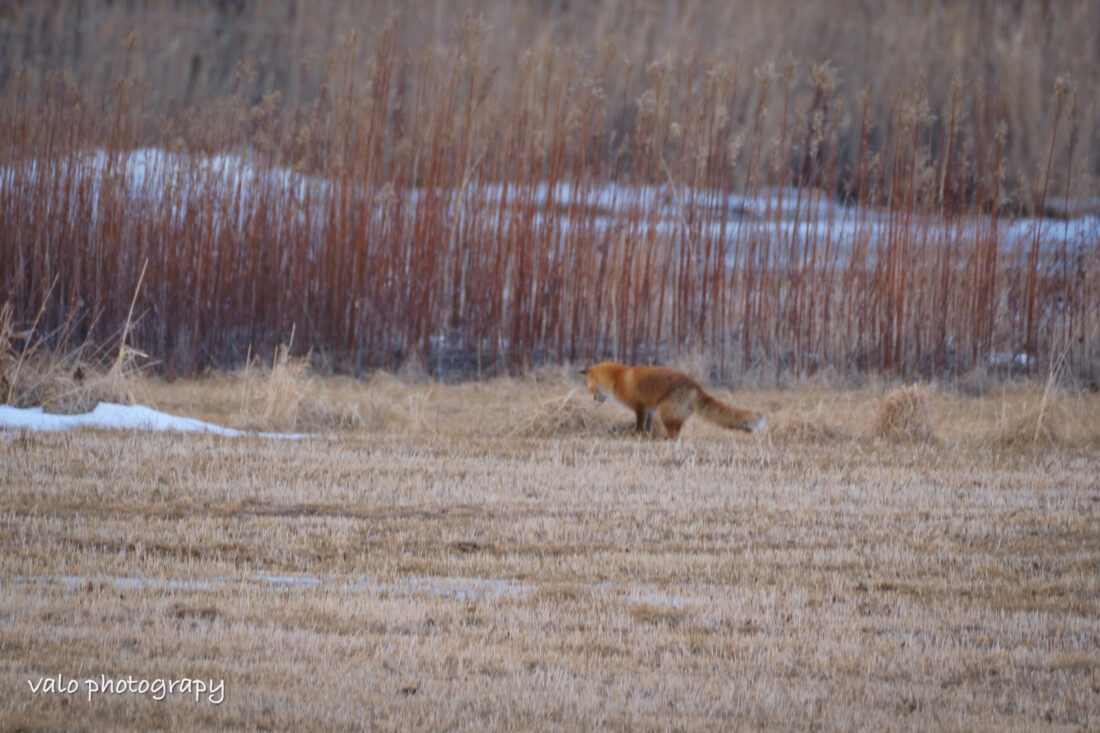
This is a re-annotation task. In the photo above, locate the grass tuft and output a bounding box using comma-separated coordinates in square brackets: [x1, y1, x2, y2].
[238, 341, 362, 432]
[517, 389, 614, 438]
[995, 396, 1072, 450]
[877, 385, 934, 442]
[771, 415, 853, 444]
[1, 301, 147, 414]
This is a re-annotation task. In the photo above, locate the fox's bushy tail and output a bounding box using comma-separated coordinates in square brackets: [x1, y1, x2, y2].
[693, 391, 766, 433]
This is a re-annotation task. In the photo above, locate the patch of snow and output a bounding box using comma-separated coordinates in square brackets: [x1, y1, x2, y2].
[12, 572, 534, 602]
[0, 402, 307, 439]
[256, 573, 323, 587]
[11, 572, 747, 608]
[366, 575, 534, 602]
[13, 574, 219, 591]
[988, 352, 1032, 368]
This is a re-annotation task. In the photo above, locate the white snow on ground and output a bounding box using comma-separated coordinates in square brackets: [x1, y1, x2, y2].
[14, 572, 535, 603]
[1, 147, 324, 202]
[13, 572, 736, 608]
[0, 402, 307, 439]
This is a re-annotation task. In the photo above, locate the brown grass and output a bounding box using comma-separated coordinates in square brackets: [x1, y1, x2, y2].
[769, 414, 854, 444]
[994, 387, 1080, 452]
[516, 388, 614, 439]
[0, 299, 148, 414]
[236, 340, 362, 432]
[2, 375, 1098, 730]
[3, 0, 1097, 193]
[877, 384, 934, 442]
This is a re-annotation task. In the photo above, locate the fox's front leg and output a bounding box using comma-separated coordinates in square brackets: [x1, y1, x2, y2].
[634, 406, 652, 432]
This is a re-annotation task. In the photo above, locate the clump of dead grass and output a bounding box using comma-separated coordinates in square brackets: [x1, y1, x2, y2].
[995, 395, 1074, 450]
[628, 602, 691, 627]
[990, 361, 1092, 450]
[357, 371, 424, 432]
[515, 388, 614, 438]
[770, 415, 854, 444]
[238, 341, 362, 431]
[877, 385, 934, 441]
[762, 391, 858, 444]
[989, 345, 1099, 451]
[1, 301, 147, 414]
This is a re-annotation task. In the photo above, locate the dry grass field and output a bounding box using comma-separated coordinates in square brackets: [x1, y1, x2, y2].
[2, 369, 1098, 730]
[2, 3, 1099, 728]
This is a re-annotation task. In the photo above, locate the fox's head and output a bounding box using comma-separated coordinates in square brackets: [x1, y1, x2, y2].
[579, 366, 607, 404]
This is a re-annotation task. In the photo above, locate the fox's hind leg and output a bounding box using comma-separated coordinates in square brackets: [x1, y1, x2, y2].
[658, 397, 693, 439]
[661, 417, 683, 438]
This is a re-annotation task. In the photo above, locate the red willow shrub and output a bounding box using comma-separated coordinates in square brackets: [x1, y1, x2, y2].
[1, 12, 1097, 381]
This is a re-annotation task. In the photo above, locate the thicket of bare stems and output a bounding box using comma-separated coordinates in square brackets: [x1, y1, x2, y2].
[1, 2, 1097, 381]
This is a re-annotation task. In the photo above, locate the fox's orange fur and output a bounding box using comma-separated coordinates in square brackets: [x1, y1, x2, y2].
[580, 361, 765, 439]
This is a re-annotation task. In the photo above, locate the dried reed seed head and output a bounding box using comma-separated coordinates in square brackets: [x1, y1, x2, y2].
[1053, 74, 1075, 102]
[811, 61, 839, 94]
[234, 57, 257, 87]
[950, 70, 964, 93]
[635, 89, 658, 117]
[753, 63, 777, 88]
[901, 97, 935, 128]
[645, 57, 674, 80]
[809, 109, 827, 155]
[566, 107, 583, 134]
[780, 53, 798, 85]
[726, 131, 746, 166]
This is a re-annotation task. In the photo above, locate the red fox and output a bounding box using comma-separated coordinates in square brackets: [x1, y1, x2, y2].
[580, 361, 765, 439]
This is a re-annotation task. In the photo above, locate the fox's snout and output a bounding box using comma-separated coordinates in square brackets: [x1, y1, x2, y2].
[581, 367, 606, 403]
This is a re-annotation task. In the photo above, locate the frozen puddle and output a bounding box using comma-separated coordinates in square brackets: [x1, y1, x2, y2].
[358, 576, 534, 603]
[14, 573, 533, 603]
[258, 573, 534, 602]
[0, 402, 308, 439]
[12, 573, 705, 607]
[13, 574, 220, 592]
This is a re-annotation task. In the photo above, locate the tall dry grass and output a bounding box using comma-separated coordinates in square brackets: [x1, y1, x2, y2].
[1, 2, 1098, 381]
[3, 0, 1097, 190]
[0, 283, 148, 413]
[236, 336, 363, 431]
